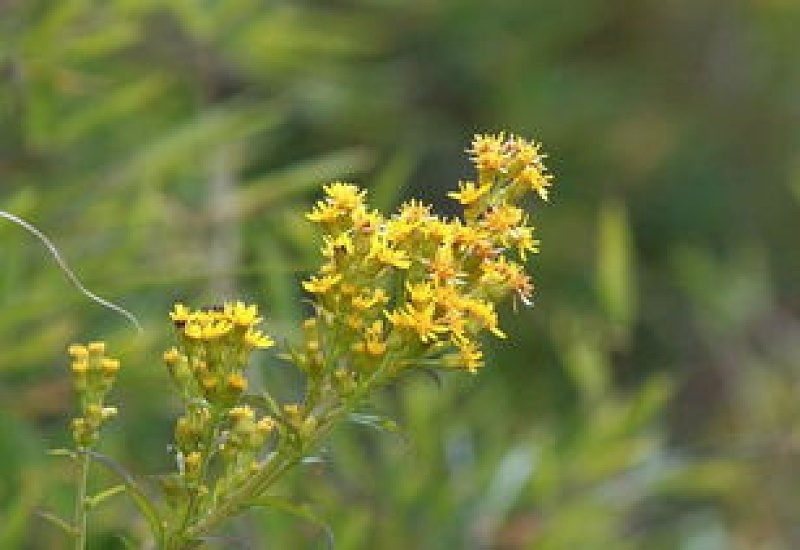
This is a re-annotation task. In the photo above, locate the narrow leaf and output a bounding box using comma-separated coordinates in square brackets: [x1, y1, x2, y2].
[348, 413, 403, 436]
[86, 485, 126, 509]
[36, 511, 78, 537]
[80, 450, 164, 543]
[47, 448, 77, 460]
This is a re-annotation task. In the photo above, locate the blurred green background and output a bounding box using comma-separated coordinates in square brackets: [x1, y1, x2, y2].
[2, 1, 800, 548]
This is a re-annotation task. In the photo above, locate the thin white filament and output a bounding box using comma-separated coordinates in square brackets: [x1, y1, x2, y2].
[0, 210, 143, 333]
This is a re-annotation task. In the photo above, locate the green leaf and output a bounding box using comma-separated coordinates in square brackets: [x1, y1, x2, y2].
[80, 450, 164, 544]
[596, 199, 637, 339]
[46, 448, 78, 460]
[1, 473, 43, 546]
[248, 496, 334, 549]
[239, 147, 374, 216]
[85, 484, 126, 509]
[348, 412, 403, 437]
[370, 145, 416, 211]
[36, 511, 78, 538]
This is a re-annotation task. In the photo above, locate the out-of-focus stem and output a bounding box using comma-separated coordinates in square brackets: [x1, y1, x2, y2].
[73, 452, 90, 550]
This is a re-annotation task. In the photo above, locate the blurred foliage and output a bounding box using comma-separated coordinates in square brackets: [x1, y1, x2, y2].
[2, 0, 800, 548]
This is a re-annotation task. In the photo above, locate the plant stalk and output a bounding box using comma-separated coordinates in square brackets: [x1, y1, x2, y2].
[74, 452, 90, 550]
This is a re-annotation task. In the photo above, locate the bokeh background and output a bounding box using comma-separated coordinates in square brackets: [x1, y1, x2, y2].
[2, 1, 800, 548]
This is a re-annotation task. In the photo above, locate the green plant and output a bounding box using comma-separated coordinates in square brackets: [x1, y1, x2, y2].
[36, 133, 555, 549]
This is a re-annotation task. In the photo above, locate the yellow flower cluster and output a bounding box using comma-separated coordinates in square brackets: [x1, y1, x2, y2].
[67, 342, 120, 448]
[301, 133, 552, 376]
[164, 302, 276, 492]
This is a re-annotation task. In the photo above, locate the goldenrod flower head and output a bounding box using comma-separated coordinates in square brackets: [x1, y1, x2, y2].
[352, 288, 389, 310]
[170, 303, 192, 325]
[244, 328, 274, 349]
[322, 233, 355, 259]
[352, 207, 384, 234]
[226, 373, 248, 393]
[507, 134, 544, 167]
[71, 360, 89, 374]
[87, 341, 106, 355]
[224, 301, 261, 328]
[446, 338, 484, 373]
[448, 180, 491, 206]
[425, 244, 462, 285]
[324, 182, 365, 210]
[482, 205, 525, 234]
[367, 234, 412, 270]
[407, 281, 436, 304]
[163, 347, 182, 365]
[302, 273, 342, 294]
[509, 225, 540, 260]
[66, 341, 120, 448]
[397, 199, 433, 224]
[515, 164, 554, 201]
[386, 302, 446, 343]
[307, 182, 366, 223]
[101, 358, 121, 375]
[356, 320, 387, 357]
[469, 133, 507, 173]
[301, 131, 552, 378]
[68, 344, 89, 359]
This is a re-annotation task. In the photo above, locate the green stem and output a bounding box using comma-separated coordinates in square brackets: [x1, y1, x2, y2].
[170, 361, 391, 548]
[74, 451, 90, 550]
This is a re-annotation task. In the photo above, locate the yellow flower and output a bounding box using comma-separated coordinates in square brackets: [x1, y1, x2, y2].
[386, 303, 446, 343]
[481, 205, 525, 234]
[455, 338, 484, 373]
[306, 201, 341, 224]
[302, 273, 342, 294]
[406, 281, 436, 304]
[508, 225, 540, 260]
[184, 318, 233, 341]
[447, 180, 491, 205]
[368, 235, 411, 269]
[351, 207, 384, 234]
[244, 329, 275, 349]
[352, 288, 389, 310]
[170, 303, 192, 325]
[425, 244, 462, 285]
[397, 199, 433, 224]
[307, 182, 366, 223]
[87, 342, 106, 354]
[226, 373, 248, 392]
[515, 165, 554, 201]
[465, 299, 506, 338]
[384, 217, 416, 244]
[354, 320, 387, 357]
[101, 358, 121, 375]
[322, 233, 355, 259]
[163, 347, 182, 364]
[452, 223, 489, 252]
[469, 133, 507, 173]
[224, 301, 261, 328]
[68, 344, 89, 359]
[324, 182, 365, 211]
